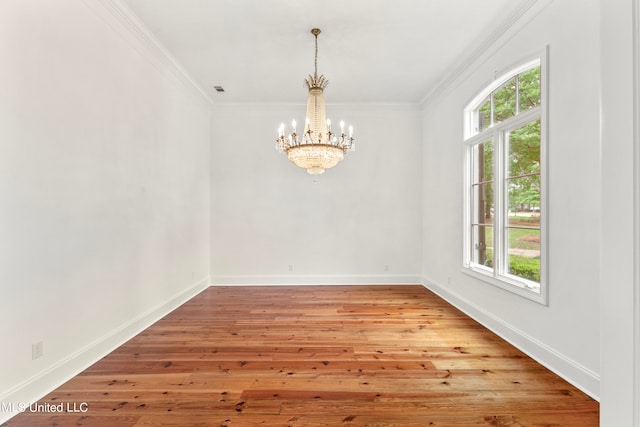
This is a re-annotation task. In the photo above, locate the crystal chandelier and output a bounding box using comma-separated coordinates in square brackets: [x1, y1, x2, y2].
[276, 28, 355, 175]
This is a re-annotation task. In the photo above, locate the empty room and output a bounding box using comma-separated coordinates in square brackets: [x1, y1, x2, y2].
[1, 0, 638, 425]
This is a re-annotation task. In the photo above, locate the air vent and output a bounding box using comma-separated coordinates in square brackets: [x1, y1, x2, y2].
[213, 86, 225, 93]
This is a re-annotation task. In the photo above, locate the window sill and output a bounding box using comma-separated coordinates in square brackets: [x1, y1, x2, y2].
[461, 266, 547, 305]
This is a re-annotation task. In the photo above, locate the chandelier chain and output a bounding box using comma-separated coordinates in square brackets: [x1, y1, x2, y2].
[314, 30, 318, 78]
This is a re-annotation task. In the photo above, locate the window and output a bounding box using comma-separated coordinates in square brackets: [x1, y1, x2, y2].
[463, 57, 547, 304]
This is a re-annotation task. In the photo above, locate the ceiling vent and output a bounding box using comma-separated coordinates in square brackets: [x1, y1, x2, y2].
[213, 86, 225, 93]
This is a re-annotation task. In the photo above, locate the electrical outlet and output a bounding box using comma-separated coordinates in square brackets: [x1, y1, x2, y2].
[384, 264, 389, 272]
[32, 341, 43, 360]
[288, 264, 294, 272]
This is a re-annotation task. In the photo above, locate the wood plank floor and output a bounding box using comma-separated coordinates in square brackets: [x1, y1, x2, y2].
[3, 285, 598, 426]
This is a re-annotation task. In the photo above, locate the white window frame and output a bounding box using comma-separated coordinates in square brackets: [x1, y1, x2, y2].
[462, 51, 548, 305]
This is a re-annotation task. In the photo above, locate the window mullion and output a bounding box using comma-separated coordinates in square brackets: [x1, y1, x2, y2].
[499, 129, 510, 279]
[493, 130, 503, 279]
[515, 74, 520, 115]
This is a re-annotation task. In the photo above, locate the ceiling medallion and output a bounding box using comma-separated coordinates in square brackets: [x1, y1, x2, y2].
[275, 28, 355, 175]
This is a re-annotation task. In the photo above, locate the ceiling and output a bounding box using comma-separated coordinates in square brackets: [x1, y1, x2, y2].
[121, 0, 527, 105]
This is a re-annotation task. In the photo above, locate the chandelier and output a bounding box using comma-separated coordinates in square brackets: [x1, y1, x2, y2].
[276, 28, 355, 175]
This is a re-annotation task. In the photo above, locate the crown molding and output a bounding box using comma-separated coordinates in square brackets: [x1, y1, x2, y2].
[210, 102, 422, 113]
[82, 0, 214, 108]
[419, 0, 552, 107]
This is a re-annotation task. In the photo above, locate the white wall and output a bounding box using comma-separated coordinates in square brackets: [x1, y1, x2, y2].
[211, 104, 422, 284]
[599, 0, 639, 424]
[421, 0, 601, 398]
[0, 0, 211, 415]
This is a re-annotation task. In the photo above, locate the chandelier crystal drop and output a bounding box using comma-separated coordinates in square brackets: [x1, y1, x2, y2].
[275, 28, 355, 175]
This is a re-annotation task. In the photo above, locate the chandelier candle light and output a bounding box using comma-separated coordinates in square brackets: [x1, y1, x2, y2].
[276, 28, 355, 175]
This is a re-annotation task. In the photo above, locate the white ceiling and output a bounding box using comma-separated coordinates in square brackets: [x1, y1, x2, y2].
[121, 0, 526, 104]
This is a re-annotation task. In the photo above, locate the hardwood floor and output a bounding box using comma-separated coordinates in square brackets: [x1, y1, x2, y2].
[4, 285, 598, 426]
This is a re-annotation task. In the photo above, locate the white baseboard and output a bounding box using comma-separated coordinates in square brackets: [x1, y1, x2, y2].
[0, 276, 210, 424]
[422, 276, 600, 401]
[211, 274, 423, 286]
